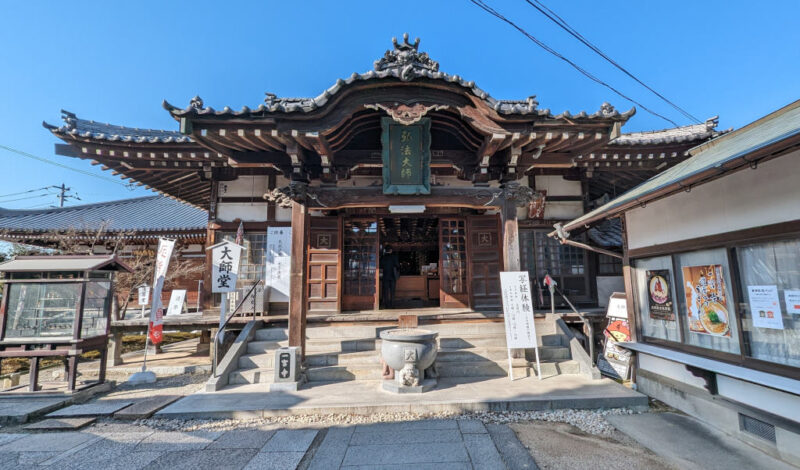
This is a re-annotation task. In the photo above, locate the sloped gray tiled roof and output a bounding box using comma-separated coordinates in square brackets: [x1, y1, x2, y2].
[43, 110, 194, 144]
[609, 117, 728, 146]
[0, 196, 207, 233]
[562, 100, 800, 232]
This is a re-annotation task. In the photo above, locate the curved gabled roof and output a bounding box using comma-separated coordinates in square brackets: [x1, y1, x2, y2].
[0, 196, 207, 233]
[163, 34, 635, 122]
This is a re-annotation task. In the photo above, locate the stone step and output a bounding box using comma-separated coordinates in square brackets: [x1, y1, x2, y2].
[300, 319, 558, 340]
[254, 328, 288, 341]
[229, 367, 276, 385]
[247, 340, 290, 354]
[436, 359, 580, 378]
[239, 350, 382, 369]
[307, 364, 384, 382]
[437, 346, 570, 362]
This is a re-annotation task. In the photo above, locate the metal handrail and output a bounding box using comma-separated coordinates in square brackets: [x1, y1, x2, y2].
[552, 283, 595, 365]
[212, 280, 261, 377]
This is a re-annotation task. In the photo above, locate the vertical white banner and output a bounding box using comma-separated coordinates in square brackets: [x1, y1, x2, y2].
[149, 238, 175, 344]
[266, 227, 292, 302]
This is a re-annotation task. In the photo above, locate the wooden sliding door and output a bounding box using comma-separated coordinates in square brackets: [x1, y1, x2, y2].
[341, 217, 379, 311]
[307, 216, 340, 313]
[439, 217, 469, 308]
[468, 215, 502, 310]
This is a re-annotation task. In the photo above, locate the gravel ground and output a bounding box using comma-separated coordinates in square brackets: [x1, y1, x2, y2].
[511, 420, 677, 470]
[128, 407, 640, 434]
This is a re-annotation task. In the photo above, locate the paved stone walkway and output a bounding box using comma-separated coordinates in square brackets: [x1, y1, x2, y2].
[0, 419, 535, 469]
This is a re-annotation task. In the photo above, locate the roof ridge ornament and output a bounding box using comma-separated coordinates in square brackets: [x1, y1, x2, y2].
[190, 95, 204, 109]
[374, 33, 439, 82]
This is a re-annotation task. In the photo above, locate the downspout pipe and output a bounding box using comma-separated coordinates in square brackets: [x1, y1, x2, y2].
[550, 222, 623, 260]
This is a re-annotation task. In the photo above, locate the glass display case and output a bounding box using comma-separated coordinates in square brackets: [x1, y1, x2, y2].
[0, 255, 131, 392]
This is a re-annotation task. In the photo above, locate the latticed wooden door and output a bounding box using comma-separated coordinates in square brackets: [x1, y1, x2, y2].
[341, 217, 379, 311]
[306, 216, 340, 313]
[439, 217, 469, 308]
[468, 215, 503, 310]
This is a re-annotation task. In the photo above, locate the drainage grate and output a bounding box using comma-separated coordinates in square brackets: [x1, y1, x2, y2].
[739, 413, 776, 443]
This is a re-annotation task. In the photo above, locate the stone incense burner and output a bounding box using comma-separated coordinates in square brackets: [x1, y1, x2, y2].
[379, 328, 438, 393]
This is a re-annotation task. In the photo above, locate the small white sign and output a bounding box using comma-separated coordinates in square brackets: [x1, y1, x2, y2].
[209, 240, 243, 293]
[607, 292, 628, 319]
[748, 285, 784, 330]
[784, 289, 800, 315]
[137, 285, 150, 306]
[166, 289, 187, 316]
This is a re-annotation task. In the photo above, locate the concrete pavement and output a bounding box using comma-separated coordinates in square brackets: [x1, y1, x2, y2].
[0, 419, 532, 469]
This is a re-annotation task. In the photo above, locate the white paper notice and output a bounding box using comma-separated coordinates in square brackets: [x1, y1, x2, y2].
[785, 290, 800, 315]
[748, 285, 784, 330]
[266, 227, 292, 302]
[500, 271, 538, 349]
[166, 289, 187, 316]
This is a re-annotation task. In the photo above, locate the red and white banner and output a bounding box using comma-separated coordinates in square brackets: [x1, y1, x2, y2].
[148, 238, 175, 344]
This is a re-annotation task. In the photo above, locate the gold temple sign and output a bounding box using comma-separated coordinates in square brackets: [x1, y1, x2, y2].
[382, 117, 431, 195]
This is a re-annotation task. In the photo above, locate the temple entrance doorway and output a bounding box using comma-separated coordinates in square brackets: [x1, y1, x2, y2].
[333, 211, 503, 314]
[378, 216, 440, 310]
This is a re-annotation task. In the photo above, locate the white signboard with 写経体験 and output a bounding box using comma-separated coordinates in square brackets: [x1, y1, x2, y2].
[500, 271, 541, 380]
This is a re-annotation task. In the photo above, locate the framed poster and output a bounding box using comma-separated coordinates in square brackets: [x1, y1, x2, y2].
[646, 270, 675, 321]
[682, 264, 731, 337]
[747, 285, 784, 330]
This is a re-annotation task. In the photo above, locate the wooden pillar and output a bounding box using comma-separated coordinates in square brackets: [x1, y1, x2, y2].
[501, 198, 521, 272]
[28, 357, 40, 392]
[98, 347, 108, 385]
[289, 201, 308, 360]
[108, 330, 124, 366]
[66, 355, 78, 391]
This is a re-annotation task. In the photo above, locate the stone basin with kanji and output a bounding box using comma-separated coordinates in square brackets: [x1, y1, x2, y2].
[379, 328, 438, 393]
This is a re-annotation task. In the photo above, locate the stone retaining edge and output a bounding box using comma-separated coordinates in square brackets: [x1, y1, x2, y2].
[554, 316, 602, 380]
[205, 320, 262, 392]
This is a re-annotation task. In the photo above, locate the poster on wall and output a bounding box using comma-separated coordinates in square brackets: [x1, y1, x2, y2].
[682, 264, 731, 337]
[785, 290, 800, 315]
[747, 285, 784, 330]
[646, 270, 675, 321]
[266, 227, 292, 302]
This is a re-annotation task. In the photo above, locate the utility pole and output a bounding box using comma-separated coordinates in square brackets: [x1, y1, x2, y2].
[54, 184, 80, 207]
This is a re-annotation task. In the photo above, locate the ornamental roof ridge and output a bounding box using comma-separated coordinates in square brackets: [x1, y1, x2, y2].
[163, 35, 636, 122]
[43, 110, 194, 144]
[609, 116, 731, 146]
[373, 33, 440, 80]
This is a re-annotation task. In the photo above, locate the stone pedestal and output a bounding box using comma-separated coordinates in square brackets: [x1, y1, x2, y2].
[107, 331, 123, 366]
[270, 346, 303, 392]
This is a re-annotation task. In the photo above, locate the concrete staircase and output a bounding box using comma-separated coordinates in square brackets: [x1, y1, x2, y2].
[228, 316, 581, 386]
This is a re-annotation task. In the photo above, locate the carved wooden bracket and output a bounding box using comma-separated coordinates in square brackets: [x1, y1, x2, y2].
[365, 102, 448, 125]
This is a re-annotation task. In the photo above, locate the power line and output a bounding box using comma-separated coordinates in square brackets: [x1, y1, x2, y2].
[0, 144, 134, 189]
[468, 0, 680, 126]
[0, 186, 54, 199]
[0, 193, 52, 203]
[524, 0, 701, 124]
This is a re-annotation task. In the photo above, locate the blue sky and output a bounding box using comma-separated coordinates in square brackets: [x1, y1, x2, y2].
[0, 1, 797, 209]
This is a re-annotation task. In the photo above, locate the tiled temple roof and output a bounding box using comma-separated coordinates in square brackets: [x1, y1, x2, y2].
[163, 34, 635, 121]
[609, 117, 729, 146]
[43, 110, 194, 144]
[0, 196, 206, 233]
